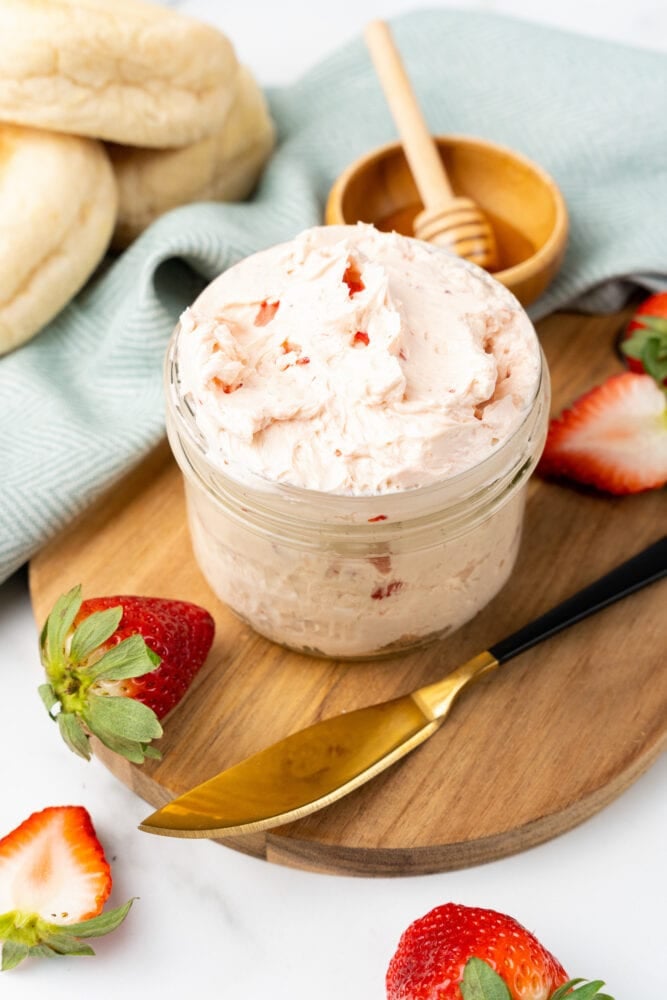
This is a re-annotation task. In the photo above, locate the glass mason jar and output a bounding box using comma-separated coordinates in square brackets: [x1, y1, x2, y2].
[165, 328, 550, 660]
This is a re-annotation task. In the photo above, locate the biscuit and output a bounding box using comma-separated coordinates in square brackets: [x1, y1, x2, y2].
[0, 0, 239, 148]
[110, 67, 276, 247]
[0, 124, 117, 355]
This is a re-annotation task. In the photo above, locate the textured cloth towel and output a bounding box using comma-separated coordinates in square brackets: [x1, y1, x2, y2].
[1, 10, 666, 585]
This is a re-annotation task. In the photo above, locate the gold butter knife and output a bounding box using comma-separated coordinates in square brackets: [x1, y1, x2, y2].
[139, 536, 666, 839]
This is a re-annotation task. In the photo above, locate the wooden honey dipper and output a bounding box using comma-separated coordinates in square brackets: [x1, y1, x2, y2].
[365, 19, 498, 271]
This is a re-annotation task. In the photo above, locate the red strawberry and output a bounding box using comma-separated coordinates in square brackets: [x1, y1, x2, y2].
[621, 292, 667, 385]
[0, 806, 132, 971]
[39, 586, 215, 764]
[386, 903, 612, 1000]
[538, 372, 667, 495]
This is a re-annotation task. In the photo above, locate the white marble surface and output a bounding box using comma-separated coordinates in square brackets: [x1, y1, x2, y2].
[2, 1, 666, 996]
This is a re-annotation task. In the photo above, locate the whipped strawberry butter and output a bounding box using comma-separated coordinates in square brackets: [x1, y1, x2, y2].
[166, 225, 549, 658]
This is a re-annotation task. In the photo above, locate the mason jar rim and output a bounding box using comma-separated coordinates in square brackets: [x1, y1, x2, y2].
[165, 321, 548, 536]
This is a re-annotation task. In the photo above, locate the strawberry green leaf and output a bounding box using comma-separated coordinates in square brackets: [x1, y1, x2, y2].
[38, 683, 60, 716]
[43, 585, 82, 672]
[69, 607, 123, 664]
[569, 982, 613, 1000]
[27, 944, 60, 959]
[85, 694, 163, 743]
[460, 957, 511, 1000]
[551, 979, 614, 999]
[621, 337, 647, 361]
[641, 338, 667, 385]
[80, 699, 162, 763]
[40, 930, 96, 957]
[92, 728, 155, 765]
[86, 635, 160, 683]
[635, 315, 667, 336]
[622, 323, 667, 385]
[0, 914, 16, 938]
[57, 712, 92, 760]
[1, 940, 29, 971]
[58, 899, 135, 939]
[551, 979, 585, 997]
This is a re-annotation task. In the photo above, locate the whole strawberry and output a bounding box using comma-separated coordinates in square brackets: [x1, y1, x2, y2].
[386, 903, 613, 1000]
[0, 806, 132, 970]
[621, 292, 667, 386]
[39, 585, 215, 764]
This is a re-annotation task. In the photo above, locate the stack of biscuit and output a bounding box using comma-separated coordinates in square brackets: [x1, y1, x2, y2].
[0, 0, 275, 355]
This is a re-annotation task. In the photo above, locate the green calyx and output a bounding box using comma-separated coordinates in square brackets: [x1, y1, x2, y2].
[458, 959, 614, 1000]
[550, 979, 614, 1000]
[0, 899, 134, 971]
[39, 585, 163, 765]
[622, 318, 667, 386]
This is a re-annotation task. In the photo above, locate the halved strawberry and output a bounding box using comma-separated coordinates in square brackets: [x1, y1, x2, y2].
[538, 372, 667, 495]
[39, 586, 215, 764]
[386, 902, 613, 1000]
[0, 806, 132, 971]
[621, 292, 667, 385]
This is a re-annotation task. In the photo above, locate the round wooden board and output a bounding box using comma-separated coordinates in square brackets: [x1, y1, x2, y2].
[29, 309, 666, 877]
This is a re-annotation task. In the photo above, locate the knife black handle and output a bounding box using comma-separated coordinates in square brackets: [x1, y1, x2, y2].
[489, 535, 667, 665]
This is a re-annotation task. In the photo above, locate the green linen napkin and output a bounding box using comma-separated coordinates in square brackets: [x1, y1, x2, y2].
[1, 10, 665, 585]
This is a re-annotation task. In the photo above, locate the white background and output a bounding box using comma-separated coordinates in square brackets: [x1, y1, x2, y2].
[2, 1, 666, 998]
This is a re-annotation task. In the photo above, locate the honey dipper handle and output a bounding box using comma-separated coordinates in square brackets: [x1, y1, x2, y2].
[365, 19, 453, 209]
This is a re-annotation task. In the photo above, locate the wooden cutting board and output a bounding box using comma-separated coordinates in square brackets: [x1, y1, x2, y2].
[29, 308, 666, 877]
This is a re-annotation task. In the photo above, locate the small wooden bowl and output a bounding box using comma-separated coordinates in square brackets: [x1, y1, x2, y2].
[326, 135, 568, 307]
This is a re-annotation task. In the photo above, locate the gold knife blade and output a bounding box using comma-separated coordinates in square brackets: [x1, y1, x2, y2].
[139, 652, 497, 838]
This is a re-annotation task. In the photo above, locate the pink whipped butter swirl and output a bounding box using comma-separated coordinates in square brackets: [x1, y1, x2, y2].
[177, 224, 540, 495]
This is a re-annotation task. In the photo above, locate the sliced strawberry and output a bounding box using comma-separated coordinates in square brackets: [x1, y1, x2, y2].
[538, 372, 667, 495]
[0, 806, 132, 971]
[621, 292, 667, 385]
[39, 587, 215, 764]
